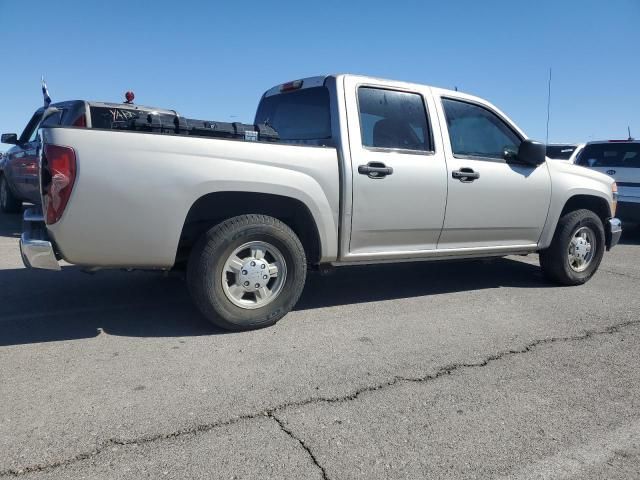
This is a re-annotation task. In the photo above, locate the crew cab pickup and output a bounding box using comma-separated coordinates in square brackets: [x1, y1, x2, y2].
[20, 74, 622, 331]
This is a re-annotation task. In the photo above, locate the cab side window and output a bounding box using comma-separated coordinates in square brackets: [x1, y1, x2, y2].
[358, 87, 433, 152]
[442, 98, 521, 160]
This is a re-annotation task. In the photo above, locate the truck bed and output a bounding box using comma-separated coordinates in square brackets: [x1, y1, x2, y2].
[40, 126, 341, 267]
[111, 111, 281, 144]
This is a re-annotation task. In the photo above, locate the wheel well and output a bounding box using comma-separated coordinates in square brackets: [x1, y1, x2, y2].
[177, 192, 321, 266]
[560, 195, 611, 225]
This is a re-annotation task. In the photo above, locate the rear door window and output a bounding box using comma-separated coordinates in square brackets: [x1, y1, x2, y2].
[357, 87, 432, 152]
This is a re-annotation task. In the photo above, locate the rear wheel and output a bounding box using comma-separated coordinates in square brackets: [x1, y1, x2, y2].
[539, 209, 605, 285]
[187, 214, 307, 331]
[0, 176, 22, 214]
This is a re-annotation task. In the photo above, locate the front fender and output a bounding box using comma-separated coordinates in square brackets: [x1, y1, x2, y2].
[538, 162, 615, 249]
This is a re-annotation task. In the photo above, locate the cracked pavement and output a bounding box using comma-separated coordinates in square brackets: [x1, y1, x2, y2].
[1, 213, 639, 479]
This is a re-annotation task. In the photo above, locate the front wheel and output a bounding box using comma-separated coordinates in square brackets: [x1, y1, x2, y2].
[0, 176, 22, 214]
[539, 209, 605, 285]
[187, 214, 307, 331]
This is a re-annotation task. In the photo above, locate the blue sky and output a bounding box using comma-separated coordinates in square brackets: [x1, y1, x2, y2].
[0, 0, 638, 152]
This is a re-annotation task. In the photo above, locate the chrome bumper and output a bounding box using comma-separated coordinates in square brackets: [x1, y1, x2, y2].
[607, 217, 622, 251]
[19, 208, 61, 271]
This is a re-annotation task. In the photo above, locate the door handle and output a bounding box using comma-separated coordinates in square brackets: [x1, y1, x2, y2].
[358, 162, 393, 179]
[452, 168, 480, 183]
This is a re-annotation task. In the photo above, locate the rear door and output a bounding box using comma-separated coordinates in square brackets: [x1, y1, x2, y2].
[344, 77, 448, 257]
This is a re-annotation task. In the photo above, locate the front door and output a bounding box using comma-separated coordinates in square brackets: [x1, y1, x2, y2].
[435, 97, 551, 249]
[344, 78, 448, 257]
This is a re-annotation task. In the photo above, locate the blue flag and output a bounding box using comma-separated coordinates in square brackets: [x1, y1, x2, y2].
[41, 76, 51, 108]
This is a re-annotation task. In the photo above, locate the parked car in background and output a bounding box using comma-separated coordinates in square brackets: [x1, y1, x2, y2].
[546, 143, 581, 161]
[568, 143, 585, 164]
[1, 99, 175, 213]
[575, 140, 640, 223]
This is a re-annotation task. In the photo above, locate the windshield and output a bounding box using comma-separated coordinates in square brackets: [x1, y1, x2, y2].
[254, 87, 332, 143]
[19, 112, 44, 143]
[546, 145, 577, 160]
[576, 143, 640, 168]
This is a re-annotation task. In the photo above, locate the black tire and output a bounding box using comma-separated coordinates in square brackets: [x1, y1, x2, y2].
[0, 175, 22, 214]
[539, 209, 605, 286]
[187, 214, 307, 331]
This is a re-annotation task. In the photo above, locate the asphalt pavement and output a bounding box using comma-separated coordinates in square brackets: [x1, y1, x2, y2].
[1, 211, 639, 479]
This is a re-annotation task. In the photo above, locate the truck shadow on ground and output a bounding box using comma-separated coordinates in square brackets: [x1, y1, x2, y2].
[0, 257, 555, 346]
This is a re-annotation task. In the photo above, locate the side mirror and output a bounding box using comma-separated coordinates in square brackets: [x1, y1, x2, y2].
[1, 133, 18, 145]
[517, 139, 546, 166]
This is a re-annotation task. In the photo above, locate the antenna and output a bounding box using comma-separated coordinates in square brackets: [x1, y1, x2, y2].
[545, 68, 552, 144]
[628, 126, 634, 141]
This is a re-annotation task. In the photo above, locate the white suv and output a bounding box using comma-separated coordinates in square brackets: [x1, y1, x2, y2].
[575, 140, 640, 223]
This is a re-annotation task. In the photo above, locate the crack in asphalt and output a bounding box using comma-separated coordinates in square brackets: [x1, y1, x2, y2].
[2, 318, 639, 478]
[600, 268, 640, 281]
[269, 413, 330, 480]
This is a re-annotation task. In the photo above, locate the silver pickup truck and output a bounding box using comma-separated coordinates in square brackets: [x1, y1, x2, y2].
[21, 74, 622, 331]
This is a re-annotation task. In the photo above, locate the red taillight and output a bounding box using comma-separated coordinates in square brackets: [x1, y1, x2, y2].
[43, 144, 77, 225]
[73, 114, 86, 127]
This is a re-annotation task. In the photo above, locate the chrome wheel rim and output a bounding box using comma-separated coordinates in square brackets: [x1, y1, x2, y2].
[221, 241, 287, 309]
[568, 226, 596, 272]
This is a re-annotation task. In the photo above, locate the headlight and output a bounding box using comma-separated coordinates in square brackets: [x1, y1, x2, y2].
[611, 182, 618, 217]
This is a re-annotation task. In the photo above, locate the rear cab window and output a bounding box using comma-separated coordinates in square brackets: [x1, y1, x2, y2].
[90, 106, 142, 129]
[254, 86, 332, 145]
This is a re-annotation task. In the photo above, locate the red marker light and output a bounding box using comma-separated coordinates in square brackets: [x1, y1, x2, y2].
[125, 91, 135, 104]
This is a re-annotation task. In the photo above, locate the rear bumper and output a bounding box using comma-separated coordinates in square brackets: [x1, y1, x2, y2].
[19, 208, 61, 270]
[607, 217, 622, 250]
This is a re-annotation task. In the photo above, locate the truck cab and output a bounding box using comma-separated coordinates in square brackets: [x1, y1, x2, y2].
[257, 75, 555, 258]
